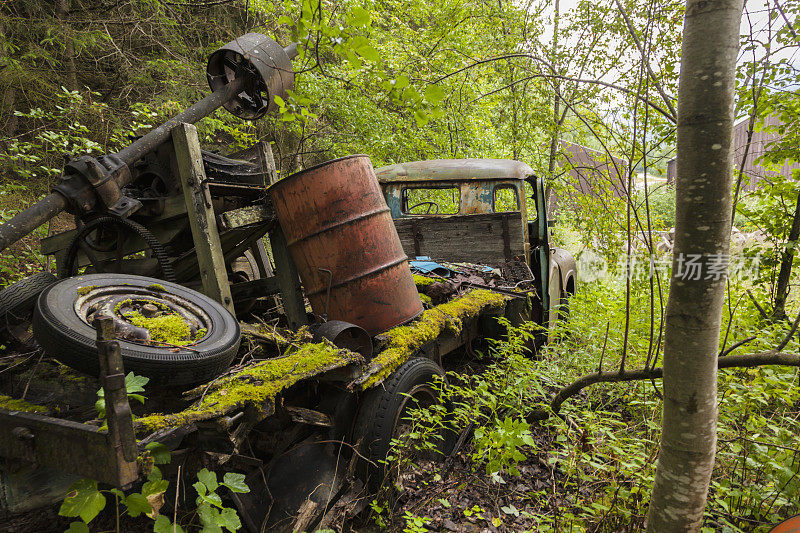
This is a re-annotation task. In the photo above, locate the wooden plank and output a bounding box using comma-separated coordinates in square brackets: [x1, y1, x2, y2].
[393, 212, 526, 265]
[172, 123, 235, 315]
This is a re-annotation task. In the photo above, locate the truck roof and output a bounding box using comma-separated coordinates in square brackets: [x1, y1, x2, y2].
[375, 159, 534, 183]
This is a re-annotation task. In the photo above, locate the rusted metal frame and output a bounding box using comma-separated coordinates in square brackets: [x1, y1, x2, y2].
[0, 81, 247, 254]
[261, 142, 307, 329]
[95, 317, 139, 476]
[0, 319, 139, 488]
[0, 411, 138, 488]
[229, 276, 281, 300]
[173, 122, 235, 315]
[269, 225, 308, 329]
[221, 224, 272, 268]
[169, 224, 266, 282]
[250, 238, 273, 278]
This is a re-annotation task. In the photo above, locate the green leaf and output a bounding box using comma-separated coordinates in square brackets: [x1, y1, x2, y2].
[277, 15, 294, 26]
[197, 503, 224, 532]
[201, 491, 223, 508]
[95, 398, 106, 418]
[145, 442, 171, 465]
[153, 515, 185, 533]
[128, 393, 146, 405]
[124, 493, 152, 518]
[193, 481, 208, 497]
[393, 75, 409, 90]
[219, 507, 242, 532]
[197, 468, 218, 492]
[65, 522, 90, 533]
[125, 372, 149, 394]
[59, 479, 106, 524]
[413, 108, 430, 127]
[358, 44, 380, 62]
[142, 468, 169, 498]
[222, 472, 250, 494]
[424, 85, 445, 105]
[350, 6, 371, 26]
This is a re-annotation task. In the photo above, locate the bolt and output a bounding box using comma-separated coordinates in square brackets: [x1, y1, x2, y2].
[141, 303, 159, 318]
[12, 427, 34, 441]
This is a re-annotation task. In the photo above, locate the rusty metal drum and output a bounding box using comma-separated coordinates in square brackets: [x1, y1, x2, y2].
[268, 155, 423, 335]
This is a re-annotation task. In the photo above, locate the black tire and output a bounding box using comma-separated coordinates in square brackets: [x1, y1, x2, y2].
[33, 274, 241, 386]
[0, 272, 57, 323]
[0, 272, 57, 350]
[353, 357, 453, 489]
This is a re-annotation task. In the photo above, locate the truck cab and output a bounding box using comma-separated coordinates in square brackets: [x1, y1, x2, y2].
[375, 158, 577, 330]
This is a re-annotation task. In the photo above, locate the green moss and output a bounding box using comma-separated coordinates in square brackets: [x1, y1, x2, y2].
[240, 323, 313, 348]
[147, 283, 167, 292]
[135, 342, 364, 433]
[355, 289, 508, 389]
[419, 293, 432, 305]
[76, 285, 98, 296]
[0, 394, 47, 413]
[126, 310, 193, 345]
[413, 274, 437, 288]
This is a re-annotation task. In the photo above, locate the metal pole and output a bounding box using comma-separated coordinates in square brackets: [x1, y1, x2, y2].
[115, 76, 246, 167]
[0, 41, 296, 254]
[0, 78, 246, 253]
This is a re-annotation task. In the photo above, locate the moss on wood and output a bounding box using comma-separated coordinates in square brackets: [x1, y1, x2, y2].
[354, 289, 508, 389]
[413, 274, 437, 288]
[134, 342, 363, 433]
[0, 394, 48, 413]
[76, 285, 98, 296]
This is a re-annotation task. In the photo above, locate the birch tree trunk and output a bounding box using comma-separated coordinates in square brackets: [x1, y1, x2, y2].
[646, 0, 743, 530]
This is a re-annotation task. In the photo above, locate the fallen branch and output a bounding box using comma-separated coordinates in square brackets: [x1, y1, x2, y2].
[527, 350, 800, 422]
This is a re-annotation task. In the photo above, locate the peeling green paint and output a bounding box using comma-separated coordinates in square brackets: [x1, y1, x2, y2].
[355, 289, 507, 389]
[134, 342, 363, 433]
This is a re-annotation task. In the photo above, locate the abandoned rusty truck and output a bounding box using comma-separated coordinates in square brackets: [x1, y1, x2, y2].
[0, 33, 576, 531]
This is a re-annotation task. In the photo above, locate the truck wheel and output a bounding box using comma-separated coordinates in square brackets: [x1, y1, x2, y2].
[353, 357, 453, 489]
[33, 274, 240, 386]
[0, 272, 57, 349]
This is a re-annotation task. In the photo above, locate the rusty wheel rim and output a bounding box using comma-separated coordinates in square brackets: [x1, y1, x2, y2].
[74, 285, 211, 346]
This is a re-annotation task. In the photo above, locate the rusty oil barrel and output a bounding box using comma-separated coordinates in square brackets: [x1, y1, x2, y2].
[268, 155, 423, 336]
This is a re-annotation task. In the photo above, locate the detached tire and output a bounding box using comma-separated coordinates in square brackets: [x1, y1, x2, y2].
[0, 272, 57, 349]
[353, 357, 453, 489]
[33, 274, 241, 386]
[0, 272, 57, 322]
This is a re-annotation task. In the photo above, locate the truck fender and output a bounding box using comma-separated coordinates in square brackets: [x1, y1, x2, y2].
[550, 247, 577, 298]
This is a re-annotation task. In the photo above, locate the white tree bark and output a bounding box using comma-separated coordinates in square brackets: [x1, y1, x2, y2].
[646, 0, 743, 530]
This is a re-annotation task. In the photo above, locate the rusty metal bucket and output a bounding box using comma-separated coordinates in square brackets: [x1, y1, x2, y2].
[268, 155, 422, 335]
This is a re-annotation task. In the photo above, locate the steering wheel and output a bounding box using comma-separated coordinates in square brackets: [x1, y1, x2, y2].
[407, 201, 440, 215]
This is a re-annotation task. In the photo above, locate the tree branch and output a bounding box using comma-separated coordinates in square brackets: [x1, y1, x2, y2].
[527, 350, 800, 422]
[435, 53, 676, 122]
[613, 0, 677, 119]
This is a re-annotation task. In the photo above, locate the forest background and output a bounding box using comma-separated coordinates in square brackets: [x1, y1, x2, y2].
[1, 0, 799, 531]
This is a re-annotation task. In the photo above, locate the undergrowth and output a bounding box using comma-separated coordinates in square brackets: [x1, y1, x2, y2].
[375, 265, 800, 532]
